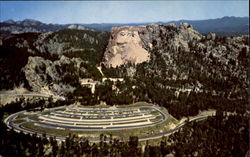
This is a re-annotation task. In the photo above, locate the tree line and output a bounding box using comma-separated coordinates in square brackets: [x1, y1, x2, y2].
[0, 106, 248, 156]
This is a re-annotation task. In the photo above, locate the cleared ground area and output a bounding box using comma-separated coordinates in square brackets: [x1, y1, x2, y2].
[4, 102, 178, 141]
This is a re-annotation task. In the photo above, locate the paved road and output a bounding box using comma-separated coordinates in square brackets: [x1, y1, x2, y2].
[4, 107, 210, 142]
[38, 106, 168, 131]
[0, 93, 65, 100]
[139, 116, 208, 141]
[5, 105, 168, 131]
[40, 114, 157, 123]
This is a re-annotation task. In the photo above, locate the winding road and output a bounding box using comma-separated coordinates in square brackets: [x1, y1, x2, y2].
[4, 108, 210, 142]
[0, 93, 65, 100]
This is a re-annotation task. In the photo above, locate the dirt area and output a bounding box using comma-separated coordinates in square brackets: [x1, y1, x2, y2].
[0, 86, 30, 105]
[0, 86, 29, 94]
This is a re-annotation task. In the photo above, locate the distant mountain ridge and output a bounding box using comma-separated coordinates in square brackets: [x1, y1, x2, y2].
[0, 16, 249, 36]
[85, 16, 249, 36]
[165, 16, 249, 36]
[83, 16, 249, 36]
[0, 19, 93, 34]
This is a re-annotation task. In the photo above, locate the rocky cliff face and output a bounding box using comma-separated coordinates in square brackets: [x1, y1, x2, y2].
[104, 23, 249, 93]
[0, 29, 109, 92]
[143, 23, 248, 85]
[0, 22, 248, 97]
[22, 55, 86, 95]
[102, 26, 150, 67]
[102, 23, 203, 68]
[1, 29, 108, 56]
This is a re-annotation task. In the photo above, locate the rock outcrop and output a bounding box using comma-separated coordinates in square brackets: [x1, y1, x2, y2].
[102, 23, 203, 68]
[103, 23, 249, 92]
[0, 28, 109, 92]
[102, 26, 150, 68]
[67, 24, 93, 31]
[1, 21, 248, 98]
[22, 55, 87, 95]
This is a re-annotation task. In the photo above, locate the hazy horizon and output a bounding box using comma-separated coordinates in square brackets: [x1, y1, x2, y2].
[0, 1, 249, 24]
[1, 15, 249, 25]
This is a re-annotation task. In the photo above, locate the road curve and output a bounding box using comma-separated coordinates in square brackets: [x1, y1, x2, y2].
[0, 93, 65, 100]
[4, 108, 210, 142]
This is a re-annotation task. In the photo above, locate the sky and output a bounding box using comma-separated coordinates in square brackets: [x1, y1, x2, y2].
[0, 1, 249, 24]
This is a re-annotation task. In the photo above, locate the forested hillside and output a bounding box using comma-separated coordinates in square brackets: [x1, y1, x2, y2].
[0, 20, 249, 157]
[0, 29, 109, 92]
[0, 104, 248, 156]
[1, 23, 248, 118]
[98, 23, 248, 119]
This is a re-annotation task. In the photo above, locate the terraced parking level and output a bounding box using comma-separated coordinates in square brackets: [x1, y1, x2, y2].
[5, 102, 177, 141]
